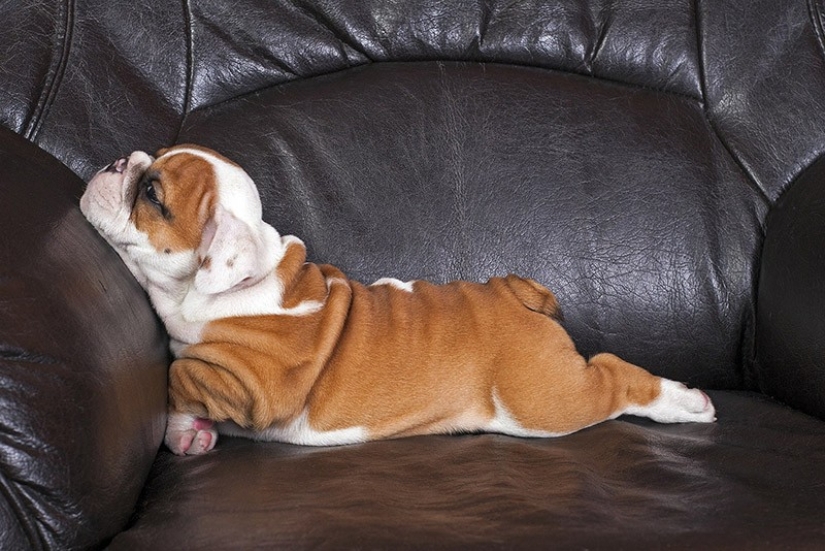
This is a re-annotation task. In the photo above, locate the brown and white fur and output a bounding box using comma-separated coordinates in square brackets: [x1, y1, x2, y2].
[80, 145, 716, 455]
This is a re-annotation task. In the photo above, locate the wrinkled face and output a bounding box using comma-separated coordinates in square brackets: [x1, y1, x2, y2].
[80, 145, 267, 292]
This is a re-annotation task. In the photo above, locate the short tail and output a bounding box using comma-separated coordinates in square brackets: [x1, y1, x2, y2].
[504, 274, 563, 322]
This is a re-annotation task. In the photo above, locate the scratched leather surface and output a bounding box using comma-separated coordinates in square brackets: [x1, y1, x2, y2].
[1, 0, 825, 549]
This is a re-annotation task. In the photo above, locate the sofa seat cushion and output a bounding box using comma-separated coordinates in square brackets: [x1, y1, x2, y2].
[109, 391, 825, 550]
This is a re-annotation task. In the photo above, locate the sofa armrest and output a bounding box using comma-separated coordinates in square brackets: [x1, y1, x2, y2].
[0, 127, 169, 549]
[756, 155, 825, 420]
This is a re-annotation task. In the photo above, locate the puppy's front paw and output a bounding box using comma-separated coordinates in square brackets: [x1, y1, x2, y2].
[165, 413, 219, 455]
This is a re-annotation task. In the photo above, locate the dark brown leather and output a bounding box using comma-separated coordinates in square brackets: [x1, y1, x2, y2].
[1, 0, 825, 549]
[702, 0, 825, 201]
[110, 392, 825, 550]
[757, 155, 825, 420]
[0, 127, 169, 550]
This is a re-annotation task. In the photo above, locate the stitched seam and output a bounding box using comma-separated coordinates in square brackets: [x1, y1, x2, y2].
[692, 0, 770, 205]
[25, 0, 75, 142]
[587, 9, 610, 73]
[694, 0, 770, 391]
[174, 0, 195, 143]
[692, 0, 708, 111]
[0, 474, 46, 550]
[292, 0, 373, 63]
[810, 0, 825, 62]
[185, 59, 708, 119]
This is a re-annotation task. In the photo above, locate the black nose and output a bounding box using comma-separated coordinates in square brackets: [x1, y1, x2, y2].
[104, 157, 128, 174]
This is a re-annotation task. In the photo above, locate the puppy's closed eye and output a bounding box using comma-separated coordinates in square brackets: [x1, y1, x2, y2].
[140, 177, 172, 220]
[145, 181, 161, 206]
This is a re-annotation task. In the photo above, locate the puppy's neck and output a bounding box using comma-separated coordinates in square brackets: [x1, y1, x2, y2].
[148, 224, 311, 350]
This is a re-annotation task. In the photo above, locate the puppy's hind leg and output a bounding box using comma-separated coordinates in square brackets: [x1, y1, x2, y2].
[624, 378, 717, 424]
[587, 353, 716, 425]
[492, 351, 715, 438]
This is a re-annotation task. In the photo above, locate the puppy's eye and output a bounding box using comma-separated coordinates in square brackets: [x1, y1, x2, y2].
[145, 182, 161, 206]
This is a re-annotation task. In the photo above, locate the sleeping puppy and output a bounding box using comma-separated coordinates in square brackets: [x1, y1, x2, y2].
[80, 144, 716, 455]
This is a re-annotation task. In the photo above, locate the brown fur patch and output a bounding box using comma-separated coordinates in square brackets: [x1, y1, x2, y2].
[168, 239, 665, 439]
[169, 261, 350, 430]
[131, 153, 217, 253]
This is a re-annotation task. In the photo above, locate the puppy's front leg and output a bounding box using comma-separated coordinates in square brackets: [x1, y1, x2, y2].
[165, 355, 268, 455]
[165, 411, 219, 455]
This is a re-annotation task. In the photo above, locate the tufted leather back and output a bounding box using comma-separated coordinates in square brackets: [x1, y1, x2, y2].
[7, 1, 825, 389]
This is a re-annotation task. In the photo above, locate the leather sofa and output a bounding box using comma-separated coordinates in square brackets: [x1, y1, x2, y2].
[2, 0, 825, 549]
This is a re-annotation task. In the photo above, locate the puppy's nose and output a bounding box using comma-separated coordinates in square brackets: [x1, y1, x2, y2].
[104, 157, 129, 174]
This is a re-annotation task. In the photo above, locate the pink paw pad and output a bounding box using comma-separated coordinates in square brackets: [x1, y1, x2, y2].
[189, 429, 216, 454]
[165, 414, 220, 455]
[193, 418, 215, 431]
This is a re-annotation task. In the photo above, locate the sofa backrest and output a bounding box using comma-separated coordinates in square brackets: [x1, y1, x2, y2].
[2, 0, 825, 393]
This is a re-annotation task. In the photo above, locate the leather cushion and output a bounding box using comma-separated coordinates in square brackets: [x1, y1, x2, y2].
[0, 127, 168, 549]
[110, 391, 825, 550]
[756, 154, 825, 419]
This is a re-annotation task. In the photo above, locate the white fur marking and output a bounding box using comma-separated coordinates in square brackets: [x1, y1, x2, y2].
[218, 409, 368, 446]
[624, 379, 716, 423]
[485, 390, 566, 438]
[82, 149, 327, 355]
[326, 277, 348, 288]
[371, 277, 415, 293]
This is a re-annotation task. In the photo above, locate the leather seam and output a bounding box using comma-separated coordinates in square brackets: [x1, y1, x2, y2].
[692, 0, 771, 206]
[175, 0, 195, 143]
[185, 60, 705, 118]
[695, 0, 766, 391]
[292, 1, 373, 64]
[809, 0, 825, 63]
[24, 0, 75, 143]
[586, 9, 611, 74]
[692, 0, 708, 109]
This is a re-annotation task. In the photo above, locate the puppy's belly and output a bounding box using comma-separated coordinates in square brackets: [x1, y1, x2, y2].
[217, 398, 568, 445]
[217, 392, 553, 445]
[215, 383, 501, 445]
[216, 410, 369, 446]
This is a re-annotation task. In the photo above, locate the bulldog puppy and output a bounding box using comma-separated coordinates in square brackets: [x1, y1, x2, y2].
[80, 144, 716, 455]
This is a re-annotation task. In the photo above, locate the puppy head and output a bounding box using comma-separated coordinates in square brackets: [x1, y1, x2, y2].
[80, 144, 276, 295]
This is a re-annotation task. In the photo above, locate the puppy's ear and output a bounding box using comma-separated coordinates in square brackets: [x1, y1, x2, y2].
[155, 147, 170, 157]
[194, 204, 267, 295]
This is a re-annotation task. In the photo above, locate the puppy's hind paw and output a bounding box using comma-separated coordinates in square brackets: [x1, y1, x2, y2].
[627, 379, 717, 424]
[165, 413, 219, 455]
